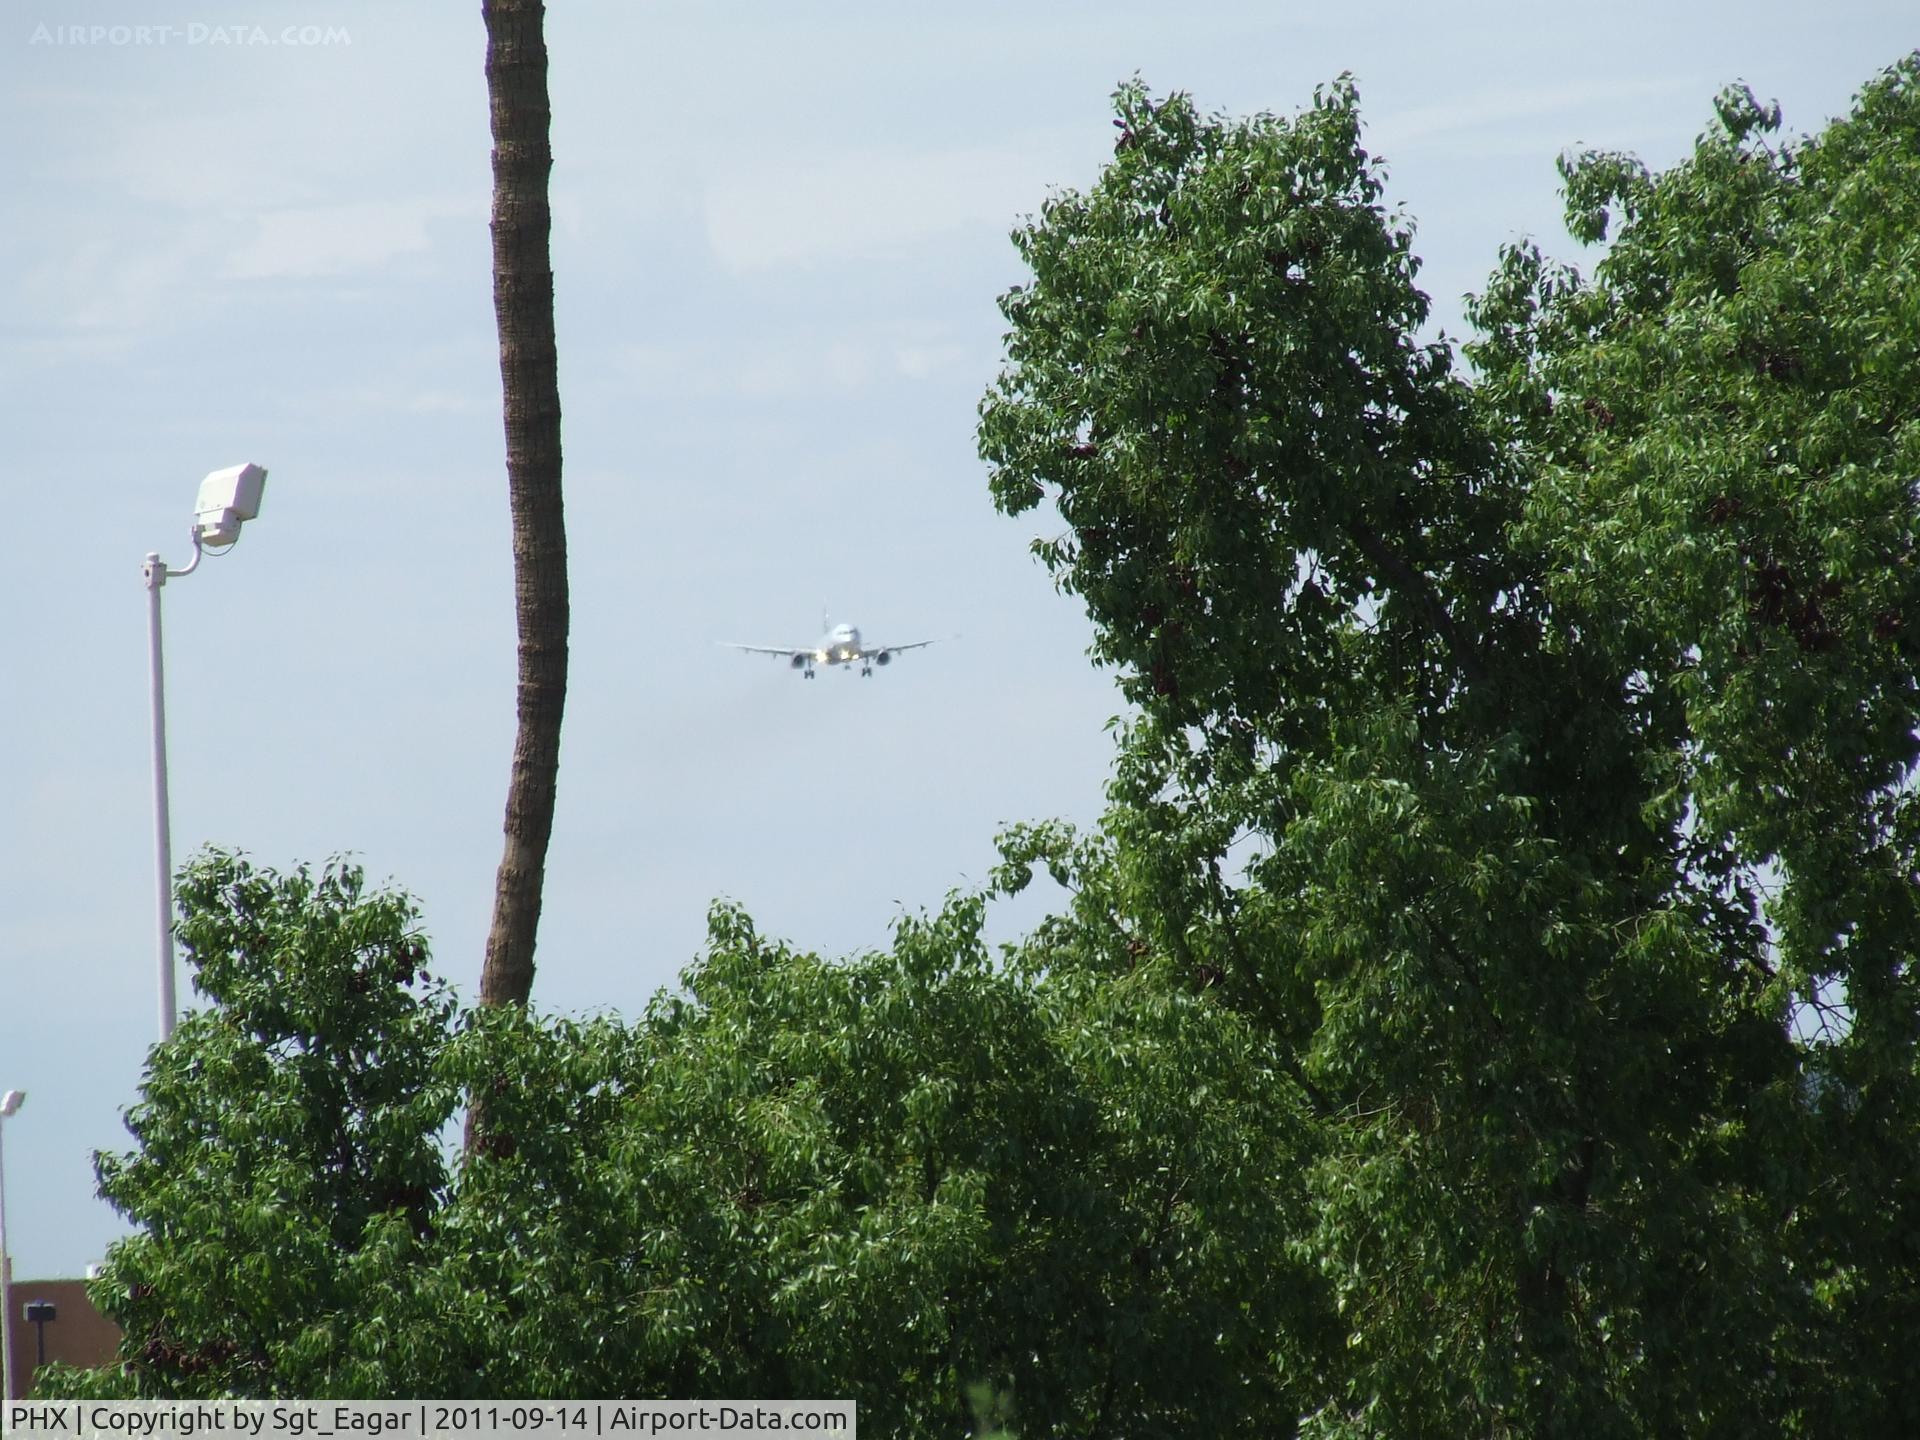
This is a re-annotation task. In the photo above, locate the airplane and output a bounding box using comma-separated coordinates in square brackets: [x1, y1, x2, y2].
[723, 615, 937, 678]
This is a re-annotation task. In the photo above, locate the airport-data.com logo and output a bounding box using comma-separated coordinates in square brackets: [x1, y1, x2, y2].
[29, 21, 352, 47]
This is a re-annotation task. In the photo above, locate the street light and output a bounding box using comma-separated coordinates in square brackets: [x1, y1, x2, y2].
[0, 1088, 24, 1404]
[144, 463, 268, 1042]
[23, 1300, 56, 1369]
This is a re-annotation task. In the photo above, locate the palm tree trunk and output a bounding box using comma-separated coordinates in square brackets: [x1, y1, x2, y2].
[479, 0, 566, 1011]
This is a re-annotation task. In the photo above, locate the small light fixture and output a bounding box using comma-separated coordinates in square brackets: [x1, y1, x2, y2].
[192, 462, 268, 547]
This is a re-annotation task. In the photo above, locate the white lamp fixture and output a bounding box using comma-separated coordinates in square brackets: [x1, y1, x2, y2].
[192, 462, 268, 547]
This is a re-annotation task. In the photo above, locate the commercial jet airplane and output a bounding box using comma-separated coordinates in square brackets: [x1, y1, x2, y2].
[723, 616, 937, 678]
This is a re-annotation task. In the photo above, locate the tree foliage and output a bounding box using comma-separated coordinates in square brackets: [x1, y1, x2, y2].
[42, 56, 1920, 1439]
[59, 854, 458, 1396]
[979, 58, 1920, 1439]
[45, 857, 1322, 1435]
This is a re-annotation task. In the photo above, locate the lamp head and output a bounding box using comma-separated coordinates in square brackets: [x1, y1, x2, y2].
[0, 1090, 22, 1117]
[193, 463, 268, 546]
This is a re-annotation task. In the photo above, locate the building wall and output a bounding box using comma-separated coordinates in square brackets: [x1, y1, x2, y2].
[5, 1278, 122, 1398]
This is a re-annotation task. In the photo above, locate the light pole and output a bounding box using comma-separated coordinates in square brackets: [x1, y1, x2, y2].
[145, 463, 269, 1042]
[0, 1088, 24, 1404]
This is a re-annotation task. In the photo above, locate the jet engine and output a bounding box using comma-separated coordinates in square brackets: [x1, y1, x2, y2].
[789, 653, 808, 669]
[874, 650, 892, 666]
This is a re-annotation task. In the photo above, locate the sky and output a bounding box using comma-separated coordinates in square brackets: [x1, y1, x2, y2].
[1, 0, 1912, 1278]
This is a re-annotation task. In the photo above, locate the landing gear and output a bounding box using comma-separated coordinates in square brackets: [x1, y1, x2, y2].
[860, 664, 873, 677]
[803, 667, 815, 680]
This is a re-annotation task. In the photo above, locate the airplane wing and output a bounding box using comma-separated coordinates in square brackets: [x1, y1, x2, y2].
[721, 643, 808, 658]
[868, 640, 936, 655]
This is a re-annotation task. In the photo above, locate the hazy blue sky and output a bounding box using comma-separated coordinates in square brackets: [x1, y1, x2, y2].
[1, 0, 1910, 1277]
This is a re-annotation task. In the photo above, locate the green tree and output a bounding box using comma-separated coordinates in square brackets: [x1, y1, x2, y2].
[1469, 61, 1920, 1432]
[47, 859, 1323, 1435]
[422, 896, 1323, 1431]
[56, 854, 457, 1396]
[980, 60, 1920, 1437]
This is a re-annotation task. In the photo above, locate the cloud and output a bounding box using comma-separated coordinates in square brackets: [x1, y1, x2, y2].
[612, 327, 982, 401]
[701, 139, 1068, 273]
[1, 192, 475, 354]
[8, 221, 226, 337]
[893, 342, 970, 380]
[1368, 77, 1688, 155]
[225, 196, 476, 279]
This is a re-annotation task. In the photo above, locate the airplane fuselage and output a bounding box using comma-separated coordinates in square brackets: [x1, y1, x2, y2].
[814, 622, 863, 666]
[793, 623, 891, 675]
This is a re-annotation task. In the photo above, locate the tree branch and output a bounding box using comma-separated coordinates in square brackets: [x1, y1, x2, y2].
[1345, 517, 1487, 688]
